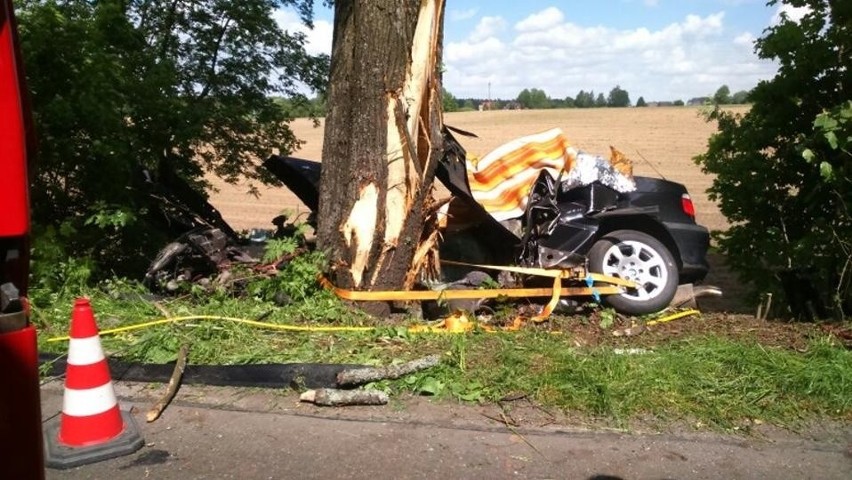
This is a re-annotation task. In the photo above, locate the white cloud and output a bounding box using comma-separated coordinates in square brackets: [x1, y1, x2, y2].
[444, 8, 776, 102]
[771, 4, 810, 25]
[449, 8, 478, 22]
[682, 12, 725, 34]
[621, 0, 664, 8]
[515, 7, 565, 32]
[271, 4, 778, 104]
[272, 9, 333, 56]
[734, 32, 756, 47]
[445, 36, 505, 63]
[469, 16, 507, 43]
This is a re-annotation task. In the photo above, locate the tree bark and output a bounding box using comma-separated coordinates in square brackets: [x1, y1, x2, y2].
[300, 388, 389, 406]
[336, 354, 440, 387]
[318, 0, 445, 315]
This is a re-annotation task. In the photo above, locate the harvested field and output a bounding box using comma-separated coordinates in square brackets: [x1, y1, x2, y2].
[208, 106, 751, 312]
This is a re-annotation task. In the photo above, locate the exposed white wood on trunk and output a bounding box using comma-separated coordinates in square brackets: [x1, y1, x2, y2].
[341, 182, 379, 287]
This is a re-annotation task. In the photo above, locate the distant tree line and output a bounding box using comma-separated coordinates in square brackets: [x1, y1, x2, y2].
[512, 85, 633, 109]
[710, 85, 751, 105]
[443, 85, 633, 112]
[443, 83, 754, 112]
[274, 95, 328, 118]
[295, 83, 754, 117]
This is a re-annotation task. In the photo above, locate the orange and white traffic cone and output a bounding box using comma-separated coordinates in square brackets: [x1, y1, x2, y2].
[43, 298, 143, 469]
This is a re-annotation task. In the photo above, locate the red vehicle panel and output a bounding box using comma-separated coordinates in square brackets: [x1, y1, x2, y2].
[1, 1, 45, 478]
[0, 1, 29, 237]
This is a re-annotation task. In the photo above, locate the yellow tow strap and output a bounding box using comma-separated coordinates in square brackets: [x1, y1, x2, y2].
[441, 260, 638, 288]
[319, 260, 636, 301]
[318, 260, 637, 323]
[318, 275, 625, 301]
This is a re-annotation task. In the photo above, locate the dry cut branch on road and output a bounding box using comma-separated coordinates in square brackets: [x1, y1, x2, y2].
[300, 388, 389, 407]
[146, 344, 190, 422]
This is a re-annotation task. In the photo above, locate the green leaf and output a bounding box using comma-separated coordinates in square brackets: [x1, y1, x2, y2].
[813, 113, 837, 131]
[819, 161, 833, 180]
[599, 309, 616, 330]
[456, 390, 483, 402]
[824, 131, 838, 149]
[418, 376, 445, 396]
[802, 148, 816, 162]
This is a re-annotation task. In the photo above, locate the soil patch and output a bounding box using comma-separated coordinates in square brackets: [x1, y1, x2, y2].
[550, 311, 850, 352]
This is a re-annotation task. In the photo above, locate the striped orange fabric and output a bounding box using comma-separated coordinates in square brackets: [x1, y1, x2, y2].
[466, 129, 576, 221]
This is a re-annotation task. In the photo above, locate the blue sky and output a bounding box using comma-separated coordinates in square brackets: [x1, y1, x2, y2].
[275, 1, 809, 102]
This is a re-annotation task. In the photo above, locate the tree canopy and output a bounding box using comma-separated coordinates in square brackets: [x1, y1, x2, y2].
[730, 90, 750, 104]
[17, 0, 328, 280]
[442, 87, 459, 112]
[516, 88, 550, 109]
[712, 85, 731, 105]
[695, 0, 851, 318]
[574, 90, 595, 108]
[607, 85, 631, 107]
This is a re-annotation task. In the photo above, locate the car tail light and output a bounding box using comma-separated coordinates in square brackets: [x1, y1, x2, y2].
[681, 193, 696, 219]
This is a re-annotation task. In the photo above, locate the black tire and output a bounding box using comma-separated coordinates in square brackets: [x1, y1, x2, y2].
[588, 230, 679, 315]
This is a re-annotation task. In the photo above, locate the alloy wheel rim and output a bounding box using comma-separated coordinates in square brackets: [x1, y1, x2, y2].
[600, 240, 668, 301]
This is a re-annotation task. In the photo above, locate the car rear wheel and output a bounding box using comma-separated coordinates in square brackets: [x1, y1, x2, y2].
[588, 230, 678, 315]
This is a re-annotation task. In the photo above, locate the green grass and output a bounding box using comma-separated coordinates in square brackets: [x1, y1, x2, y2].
[483, 335, 851, 428]
[32, 276, 852, 431]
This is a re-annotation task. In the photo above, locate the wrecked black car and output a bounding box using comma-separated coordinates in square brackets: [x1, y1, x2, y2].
[265, 127, 711, 315]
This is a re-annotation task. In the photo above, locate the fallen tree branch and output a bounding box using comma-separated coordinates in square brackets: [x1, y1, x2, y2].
[300, 388, 389, 406]
[336, 354, 441, 387]
[481, 411, 519, 427]
[146, 344, 189, 422]
[152, 301, 172, 318]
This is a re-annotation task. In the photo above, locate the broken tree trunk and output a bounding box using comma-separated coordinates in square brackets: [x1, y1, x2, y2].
[336, 354, 441, 387]
[317, 0, 446, 316]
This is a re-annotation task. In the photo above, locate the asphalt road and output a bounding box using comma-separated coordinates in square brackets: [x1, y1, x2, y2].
[40, 381, 851, 480]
